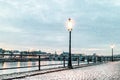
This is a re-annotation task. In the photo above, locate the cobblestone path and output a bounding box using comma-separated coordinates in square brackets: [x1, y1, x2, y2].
[16, 61, 120, 80]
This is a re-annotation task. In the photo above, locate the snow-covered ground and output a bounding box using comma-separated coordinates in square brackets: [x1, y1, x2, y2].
[16, 61, 120, 80]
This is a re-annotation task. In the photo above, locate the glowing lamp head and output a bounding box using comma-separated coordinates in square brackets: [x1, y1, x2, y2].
[66, 18, 74, 31]
[111, 44, 115, 48]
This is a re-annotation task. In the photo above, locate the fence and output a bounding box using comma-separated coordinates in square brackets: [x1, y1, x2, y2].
[0, 54, 118, 75]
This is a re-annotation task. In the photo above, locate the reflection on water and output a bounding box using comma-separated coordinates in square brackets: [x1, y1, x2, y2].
[17, 62, 20, 72]
[17, 62, 20, 67]
[3, 62, 7, 68]
[2, 62, 8, 75]
[28, 61, 32, 66]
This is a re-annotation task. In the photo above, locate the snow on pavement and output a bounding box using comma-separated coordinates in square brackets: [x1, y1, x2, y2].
[16, 61, 120, 80]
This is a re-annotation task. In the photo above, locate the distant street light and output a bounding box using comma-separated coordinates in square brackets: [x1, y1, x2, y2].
[66, 18, 74, 69]
[110, 44, 115, 61]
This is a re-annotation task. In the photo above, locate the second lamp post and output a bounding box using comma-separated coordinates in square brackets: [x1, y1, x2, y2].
[111, 45, 115, 61]
[66, 18, 74, 69]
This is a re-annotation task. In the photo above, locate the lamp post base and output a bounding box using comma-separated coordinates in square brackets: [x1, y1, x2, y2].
[68, 66, 73, 69]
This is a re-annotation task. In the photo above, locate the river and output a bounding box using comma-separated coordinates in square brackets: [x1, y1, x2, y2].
[0, 61, 64, 75]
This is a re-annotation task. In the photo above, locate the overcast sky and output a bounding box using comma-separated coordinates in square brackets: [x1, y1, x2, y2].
[0, 0, 120, 55]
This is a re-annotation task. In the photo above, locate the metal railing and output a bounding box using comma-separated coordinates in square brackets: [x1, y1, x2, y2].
[0, 54, 119, 75]
[0, 54, 67, 71]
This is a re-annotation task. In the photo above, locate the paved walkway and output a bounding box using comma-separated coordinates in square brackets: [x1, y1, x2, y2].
[16, 61, 120, 80]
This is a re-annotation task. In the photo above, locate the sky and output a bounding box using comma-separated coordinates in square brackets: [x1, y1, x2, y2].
[0, 0, 120, 55]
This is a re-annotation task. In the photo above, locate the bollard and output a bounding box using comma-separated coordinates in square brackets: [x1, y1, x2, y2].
[63, 56, 65, 67]
[39, 55, 41, 70]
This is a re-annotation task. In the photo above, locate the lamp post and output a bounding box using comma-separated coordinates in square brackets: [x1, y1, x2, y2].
[66, 18, 74, 69]
[110, 45, 115, 61]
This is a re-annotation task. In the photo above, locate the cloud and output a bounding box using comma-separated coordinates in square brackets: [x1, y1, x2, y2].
[0, 26, 22, 33]
[0, 0, 120, 55]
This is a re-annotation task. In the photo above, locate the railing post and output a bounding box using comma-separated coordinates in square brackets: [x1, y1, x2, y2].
[94, 57, 95, 63]
[104, 57, 105, 62]
[87, 56, 89, 64]
[63, 56, 65, 67]
[39, 55, 41, 70]
[102, 57, 103, 62]
[95, 56, 97, 63]
[78, 56, 79, 66]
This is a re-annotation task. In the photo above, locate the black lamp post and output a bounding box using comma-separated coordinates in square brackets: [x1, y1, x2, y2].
[66, 18, 74, 69]
[111, 45, 114, 61]
[112, 48, 113, 61]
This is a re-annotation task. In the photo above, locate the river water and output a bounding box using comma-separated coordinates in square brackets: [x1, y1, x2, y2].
[0, 61, 64, 75]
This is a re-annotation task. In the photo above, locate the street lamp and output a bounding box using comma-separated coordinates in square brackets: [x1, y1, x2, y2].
[110, 44, 115, 61]
[66, 18, 74, 69]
